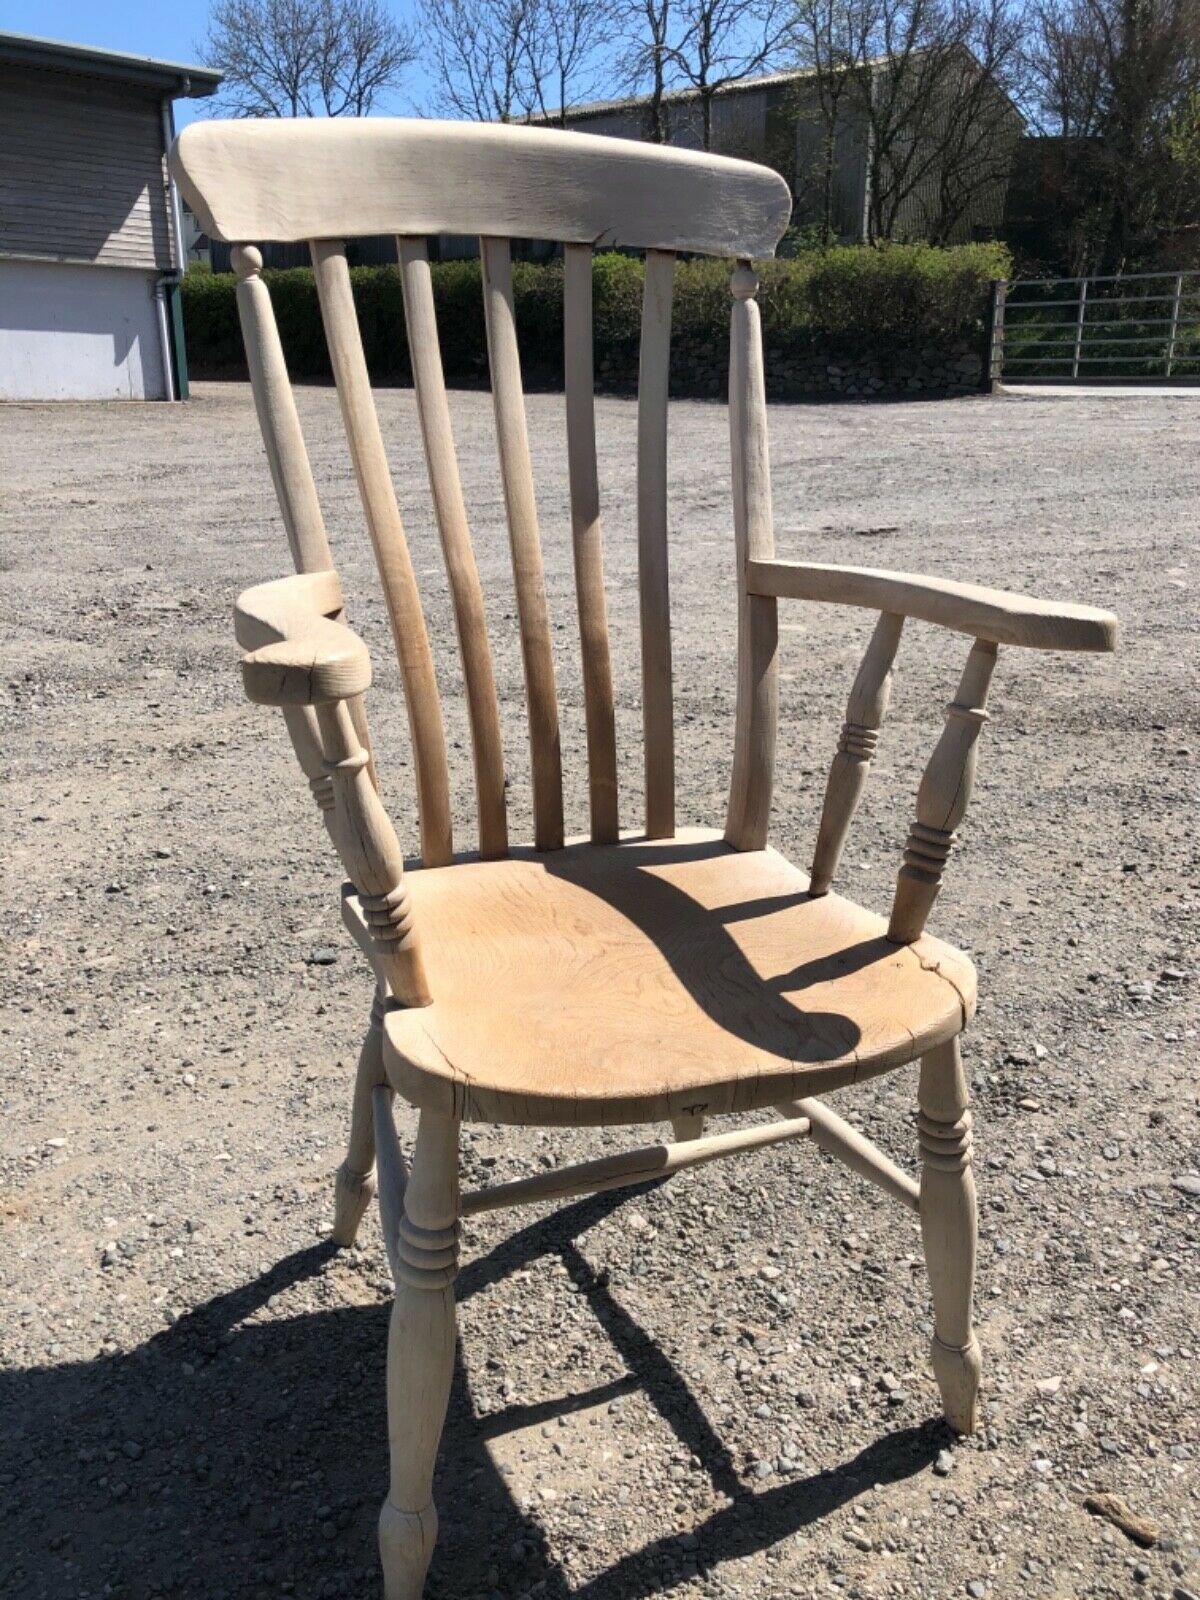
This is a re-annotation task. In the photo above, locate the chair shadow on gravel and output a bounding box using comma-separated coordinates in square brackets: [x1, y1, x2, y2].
[2, 1184, 942, 1600]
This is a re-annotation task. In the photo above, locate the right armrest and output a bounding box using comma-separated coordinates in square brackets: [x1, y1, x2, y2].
[234, 571, 372, 706]
[746, 559, 1117, 653]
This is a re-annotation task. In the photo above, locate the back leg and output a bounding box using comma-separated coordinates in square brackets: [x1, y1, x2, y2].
[333, 987, 388, 1247]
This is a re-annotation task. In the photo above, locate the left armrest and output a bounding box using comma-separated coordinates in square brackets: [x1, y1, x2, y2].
[746, 559, 1117, 653]
[234, 570, 373, 705]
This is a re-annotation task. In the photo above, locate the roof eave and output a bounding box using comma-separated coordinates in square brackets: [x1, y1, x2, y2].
[0, 31, 222, 97]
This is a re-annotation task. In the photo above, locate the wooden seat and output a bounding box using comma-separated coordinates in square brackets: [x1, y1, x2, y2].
[175, 114, 1117, 1600]
[381, 829, 975, 1126]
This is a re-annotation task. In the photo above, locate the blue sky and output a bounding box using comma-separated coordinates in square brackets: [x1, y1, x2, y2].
[0, 0, 431, 124]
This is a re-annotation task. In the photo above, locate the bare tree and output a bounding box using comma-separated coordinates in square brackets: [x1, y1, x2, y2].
[204, 0, 417, 116]
[419, 0, 537, 120]
[667, 0, 791, 148]
[521, 0, 616, 124]
[612, 0, 677, 139]
[1024, 0, 1200, 266]
[791, 0, 1025, 242]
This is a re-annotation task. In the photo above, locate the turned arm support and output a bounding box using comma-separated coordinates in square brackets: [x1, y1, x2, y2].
[234, 572, 431, 1007]
[756, 560, 1117, 925]
[888, 638, 997, 943]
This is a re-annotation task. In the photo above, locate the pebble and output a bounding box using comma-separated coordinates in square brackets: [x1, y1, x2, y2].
[1171, 1176, 1200, 1197]
[933, 1449, 955, 1476]
[966, 1583, 987, 1599]
[306, 947, 339, 966]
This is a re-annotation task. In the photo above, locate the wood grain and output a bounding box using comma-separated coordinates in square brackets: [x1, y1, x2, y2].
[398, 236, 508, 860]
[172, 118, 793, 258]
[481, 236, 564, 852]
[379, 1108, 460, 1599]
[231, 246, 334, 575]
[638, 249, 676, 840]
[460, 1114, 813, 1214]
[381, 828, 975, 1127]
[809, 611, 904, 895]
[235, 571, 371, 706]
[918, 1037, 981, 1434]
[889, 639, 997, 943]
[310, 239, 453, 867]
[725, 263, 779, 852]
[563, 242, 619, 845]
[747, 559, 1118, 652]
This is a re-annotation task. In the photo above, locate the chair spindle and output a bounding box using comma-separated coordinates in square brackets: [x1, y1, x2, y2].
[310, 239, 454, 868]
[563, 242, 620, 845]
[638, 248, 676, 840]
[480, 236, 564, 852]
[810, 611, 905, 895]
[725, 261, 779, 853]
[232, 245, 335, 575]
[398, 236, 509, 860]
[888, 638, 998, 943]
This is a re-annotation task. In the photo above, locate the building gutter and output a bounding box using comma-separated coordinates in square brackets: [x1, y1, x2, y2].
[159, 95, 189, 399]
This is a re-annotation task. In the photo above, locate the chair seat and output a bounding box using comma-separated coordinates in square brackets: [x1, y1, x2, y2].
[379, 828, 976, 1127]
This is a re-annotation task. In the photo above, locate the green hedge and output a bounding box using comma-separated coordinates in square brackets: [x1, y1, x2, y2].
[182, 243, 1010, 389]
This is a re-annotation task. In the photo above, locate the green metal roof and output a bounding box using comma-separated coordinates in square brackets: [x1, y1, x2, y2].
[0, 30, 222, 97]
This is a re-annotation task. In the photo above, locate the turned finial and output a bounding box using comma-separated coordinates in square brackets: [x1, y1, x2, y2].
[731, 261, 758, 300]
[231, 244, 263, 280]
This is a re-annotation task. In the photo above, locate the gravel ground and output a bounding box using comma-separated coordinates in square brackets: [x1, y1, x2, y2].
[1, 381, 1197, 1600]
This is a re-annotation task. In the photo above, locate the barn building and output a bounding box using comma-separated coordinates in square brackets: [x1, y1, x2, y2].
[535, 59, 1023, 247]
[0, 32, 221, 401]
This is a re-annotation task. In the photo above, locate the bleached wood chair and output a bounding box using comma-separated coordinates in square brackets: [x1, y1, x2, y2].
[172, 119, 1117, 1597]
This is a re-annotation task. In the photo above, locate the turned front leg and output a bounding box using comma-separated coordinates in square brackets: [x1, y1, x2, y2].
[917, 1039, 981, 1435]
[379, 1110, 460, 1600]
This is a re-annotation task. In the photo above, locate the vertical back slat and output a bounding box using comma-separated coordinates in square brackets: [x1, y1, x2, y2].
[232, 244, 376, 785]
[310, 239, 454, 867]
[638, 249, 676, 840]
[398, 237, 508, 860]
[233, 244, 335, 575]
[725, 262, 779, 852]
[563, 244, 619, 845]
[480, 236, 564, 853]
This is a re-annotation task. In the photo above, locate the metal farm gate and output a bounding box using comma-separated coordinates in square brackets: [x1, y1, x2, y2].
[991, 271, 1200, 387]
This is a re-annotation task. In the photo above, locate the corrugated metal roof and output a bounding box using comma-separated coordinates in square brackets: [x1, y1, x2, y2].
[0, 31, 222, 96]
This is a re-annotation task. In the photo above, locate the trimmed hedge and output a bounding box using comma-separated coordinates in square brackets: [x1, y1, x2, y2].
[182, 242, 1010, 393]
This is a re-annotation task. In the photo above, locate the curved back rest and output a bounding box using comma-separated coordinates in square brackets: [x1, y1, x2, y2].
[172, 119, 791, 864]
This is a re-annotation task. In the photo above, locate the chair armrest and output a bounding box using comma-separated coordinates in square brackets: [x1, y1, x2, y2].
[234, 571, 372, 705]
[745, 559, 1117, 653]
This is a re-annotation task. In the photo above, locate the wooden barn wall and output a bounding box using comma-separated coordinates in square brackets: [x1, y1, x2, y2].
[0, 63, 172, 270]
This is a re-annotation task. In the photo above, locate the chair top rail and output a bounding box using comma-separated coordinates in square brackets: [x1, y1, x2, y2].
[171, 118, 792, 259]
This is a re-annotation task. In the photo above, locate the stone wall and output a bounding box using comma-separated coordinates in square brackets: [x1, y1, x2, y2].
[635, 340, 986, 400]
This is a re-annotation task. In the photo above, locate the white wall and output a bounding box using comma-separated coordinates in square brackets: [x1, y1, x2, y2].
[0, 258, 168, 400]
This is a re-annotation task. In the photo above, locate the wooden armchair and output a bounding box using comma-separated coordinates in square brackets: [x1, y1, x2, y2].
[172, 118, 1118, 1598]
